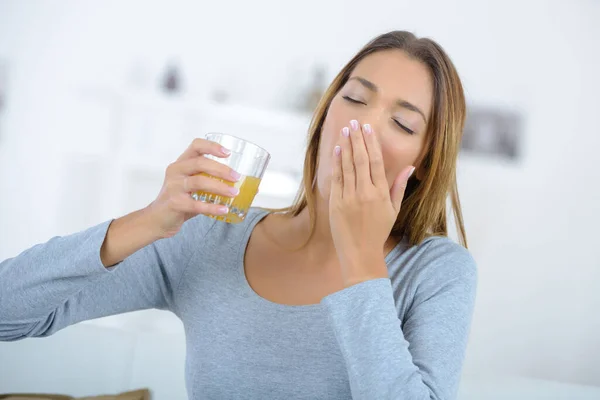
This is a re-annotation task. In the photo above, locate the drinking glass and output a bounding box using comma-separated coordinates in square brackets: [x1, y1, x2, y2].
[192, 133, 270, 224]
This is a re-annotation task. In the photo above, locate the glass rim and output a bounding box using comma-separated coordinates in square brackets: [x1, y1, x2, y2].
[205, 132, 270, 156]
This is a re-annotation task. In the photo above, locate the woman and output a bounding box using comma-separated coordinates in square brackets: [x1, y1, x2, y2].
[0, 31, 476, 400]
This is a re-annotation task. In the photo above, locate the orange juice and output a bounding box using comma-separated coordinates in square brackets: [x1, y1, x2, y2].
[193, 173, 261, 224]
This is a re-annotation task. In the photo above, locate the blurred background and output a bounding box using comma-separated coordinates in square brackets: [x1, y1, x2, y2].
[0, 0, 599, 399]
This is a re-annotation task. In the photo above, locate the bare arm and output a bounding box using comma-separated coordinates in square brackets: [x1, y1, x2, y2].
[100, 207, 163, 268]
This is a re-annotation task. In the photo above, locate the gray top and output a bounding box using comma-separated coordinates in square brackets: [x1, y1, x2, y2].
[0, 207, 477, 400]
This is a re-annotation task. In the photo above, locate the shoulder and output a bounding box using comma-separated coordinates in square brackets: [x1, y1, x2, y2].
[391, 236, 476, 283]
[177, 207, 270, 246]
[152, 208, 270, 275]
[415, 236, 476, 282]
[388, 236, 477, 313]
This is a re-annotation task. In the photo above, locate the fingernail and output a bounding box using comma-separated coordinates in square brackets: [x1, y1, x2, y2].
[222, 147, 231, 155]
[229, 186, 240, 196]
[342, 127, 350, 137]
[350, 120, 359, 130]
[407, 167, 416, 179]
[363, 124, 372, 135]
[334, 145, 341, 156]
[230, 170, 242, 181]
[217, 206, 229, 214]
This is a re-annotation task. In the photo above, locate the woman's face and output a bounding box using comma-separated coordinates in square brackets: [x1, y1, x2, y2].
[316, 50, 433, 201]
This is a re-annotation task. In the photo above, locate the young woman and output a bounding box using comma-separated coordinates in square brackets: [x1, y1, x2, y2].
[0, 31, 477, 400]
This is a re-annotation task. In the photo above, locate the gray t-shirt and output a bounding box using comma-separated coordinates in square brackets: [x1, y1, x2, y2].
[0, 207, 477, 400]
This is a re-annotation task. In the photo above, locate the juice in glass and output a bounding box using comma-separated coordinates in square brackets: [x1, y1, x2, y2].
[191, 133, 270, 224]
[192, 173, 261, 224]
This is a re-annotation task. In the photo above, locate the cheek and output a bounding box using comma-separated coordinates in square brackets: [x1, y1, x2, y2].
[318, 103, 348, 163]
[380, 134, 423, 182]
[322, 99, 354, 139]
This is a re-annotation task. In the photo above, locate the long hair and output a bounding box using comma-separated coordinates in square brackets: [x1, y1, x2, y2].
[265, 31, 468, 248]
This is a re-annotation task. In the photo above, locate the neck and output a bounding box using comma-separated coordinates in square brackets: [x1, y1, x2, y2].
[295, 193, 335, 252]
[257, 186, 335, 261]
[265, 191, 398, 263]
[293, 196, 399, 253]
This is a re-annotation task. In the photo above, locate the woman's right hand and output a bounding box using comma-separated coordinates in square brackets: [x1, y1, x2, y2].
[146, 138, 242, 239]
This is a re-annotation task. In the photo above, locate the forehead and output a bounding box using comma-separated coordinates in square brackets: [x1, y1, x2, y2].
[349, 50, 434, 118]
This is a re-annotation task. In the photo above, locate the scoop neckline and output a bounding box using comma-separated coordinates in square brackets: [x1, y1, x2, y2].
[236, 207, 402, 312]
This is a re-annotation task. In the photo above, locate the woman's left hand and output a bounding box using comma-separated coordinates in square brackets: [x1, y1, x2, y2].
[329, 119, 415, 288]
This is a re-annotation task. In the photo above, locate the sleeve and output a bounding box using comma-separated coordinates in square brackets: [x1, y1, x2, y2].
[0, 215, 216, 341]
[321, 240, 477, 400]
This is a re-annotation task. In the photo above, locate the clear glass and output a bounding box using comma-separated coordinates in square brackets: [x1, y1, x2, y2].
[191, 132, 270, 224]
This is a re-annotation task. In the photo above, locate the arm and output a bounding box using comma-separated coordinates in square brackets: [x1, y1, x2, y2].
[100, 207, 164, 268]
[0, 138, 242, 342]
[0, 209, 215, 342]
[321, 240, 477, 400]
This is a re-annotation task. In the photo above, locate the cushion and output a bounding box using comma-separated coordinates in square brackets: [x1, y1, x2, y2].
[0, 395, 72, 400]
[0, 389, 150, 400]
[75, 389, 150, 400]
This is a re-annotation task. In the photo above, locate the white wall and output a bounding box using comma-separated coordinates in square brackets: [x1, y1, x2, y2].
[0, 0, 599, 388]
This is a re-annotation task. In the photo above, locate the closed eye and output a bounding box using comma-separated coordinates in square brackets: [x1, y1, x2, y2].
[392, 119, 415, 135]
[343, 95, 414, 134]
[342, 95, 365, 105]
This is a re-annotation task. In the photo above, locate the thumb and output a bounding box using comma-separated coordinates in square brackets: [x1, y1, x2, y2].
[390, 166, 415, 213]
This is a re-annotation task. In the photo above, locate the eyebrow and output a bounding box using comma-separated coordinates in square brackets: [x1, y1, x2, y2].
[348, 76, 428, 124]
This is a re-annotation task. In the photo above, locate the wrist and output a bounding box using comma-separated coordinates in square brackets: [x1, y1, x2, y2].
[100, 207, 164, 268]
[340, 253, 389, 288]
[143, 202, 174, 240]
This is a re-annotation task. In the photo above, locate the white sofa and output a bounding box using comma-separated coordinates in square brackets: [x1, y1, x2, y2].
[1, 310, 599, 399]
[0, 310, 187, 399]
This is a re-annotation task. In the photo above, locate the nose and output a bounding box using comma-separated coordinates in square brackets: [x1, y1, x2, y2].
[359, 105, 387, 136]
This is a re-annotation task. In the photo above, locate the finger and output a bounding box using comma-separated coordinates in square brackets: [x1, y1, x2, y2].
[183, 174, 240, 198]
[340, 125, 355, 195]
[176, 138, 232, 162]
[172, 193, 230, 216]
[172, 156, 242, 182]
[330, 144, 343, 200]
[362, 123, 387, 189]
[349, 119, 371, 191]
[390, 166, 416, 213]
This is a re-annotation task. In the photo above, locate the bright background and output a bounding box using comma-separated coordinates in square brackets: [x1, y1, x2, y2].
[0, 0, 599, 398]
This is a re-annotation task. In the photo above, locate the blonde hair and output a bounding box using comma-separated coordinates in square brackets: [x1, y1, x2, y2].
[265, 31, 468, 248]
